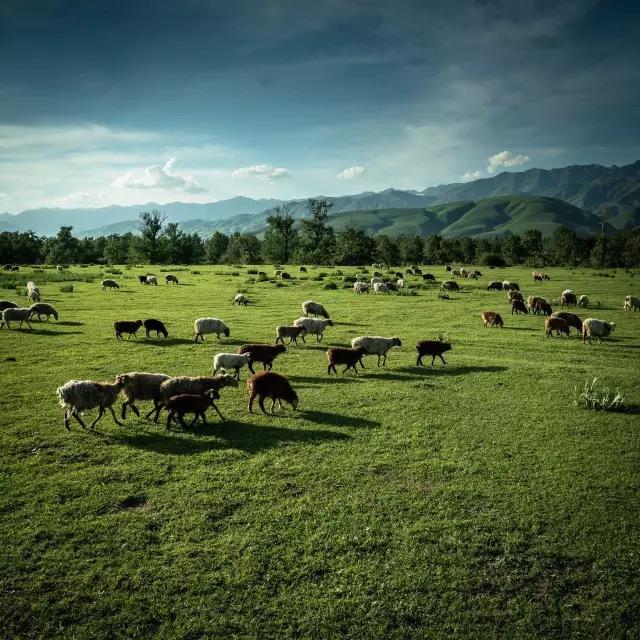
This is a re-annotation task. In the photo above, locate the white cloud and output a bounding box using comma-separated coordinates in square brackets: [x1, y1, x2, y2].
[337, 165, 365, 180]
[461, 170, 482, 182]
[233, 164, 290, 181]
[486, 150, 530, 174]
[0, 192, 9, 200]
[113, 158, 206, 193]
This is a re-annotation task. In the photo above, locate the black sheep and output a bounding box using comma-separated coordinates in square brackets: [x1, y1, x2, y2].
[416, 339, 452, 366]
[144, 318, 168, 338]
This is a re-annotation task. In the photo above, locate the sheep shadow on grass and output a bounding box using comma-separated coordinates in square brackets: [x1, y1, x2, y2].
[57, 320, 84, 326]
[301, 410, 380, 429]
[398, 365, 508, 376]
[289, 375, 364, 385]
[135, 337, 196, 346]
[18, 329, 84, 336]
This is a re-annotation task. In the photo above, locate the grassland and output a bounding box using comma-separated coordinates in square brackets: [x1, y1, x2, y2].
[1, 263, 639, 639]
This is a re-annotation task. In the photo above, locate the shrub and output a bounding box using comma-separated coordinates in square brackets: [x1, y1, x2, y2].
[438, 292, 450, 300]
[231, 271, 240, 276]
[247, 269, 258, 275]
[396, 289, 417, 296]
[574, 378, 624, 411]
[318, 272, 328, 278]
[479, 253, 506, 267]
[105, 268, 122, 275]
[191, 270, 201, 275]
[60, 284, 74, 293]
[343, 275, 357, 283]
[323, 282, 338, 290]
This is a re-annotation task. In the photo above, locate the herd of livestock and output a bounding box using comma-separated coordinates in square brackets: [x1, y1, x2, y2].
[1, 265, 638, 431]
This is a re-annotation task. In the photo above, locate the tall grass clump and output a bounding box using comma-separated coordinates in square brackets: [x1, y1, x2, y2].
[574, 378, 625, 411]
[59, 284, 74, 293]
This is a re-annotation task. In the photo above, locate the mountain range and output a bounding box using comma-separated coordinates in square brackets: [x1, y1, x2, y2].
[1, 160, 639, 238]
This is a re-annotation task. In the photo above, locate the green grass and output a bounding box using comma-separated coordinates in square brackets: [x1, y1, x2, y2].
[1, 264, 639, 639]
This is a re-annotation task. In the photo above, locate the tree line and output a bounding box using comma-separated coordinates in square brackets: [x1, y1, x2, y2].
[1, 199, 639, 268]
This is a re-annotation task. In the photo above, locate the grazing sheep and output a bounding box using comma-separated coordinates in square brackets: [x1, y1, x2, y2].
[165, 274, 179, 285]
[472, 270, 482, 277]
[143, 318, 168, 338]
[326, 347, 366, 374]
[258, 271, 267, 278]
[445, 265, 453, 272]
[460, 268, 469, 278]
[293, 317, 334, 342]
[146, 275, 158, 286]
[280, 272, 291, 280]
[532, 271, 550, 281]
[56, 377, 127, 430]
[416, 339, 452, 366]
[276, 324, 307, 344]
[502, 281, 519, 291]
[194, 317, 230, 342]
[561, 289, 577, 308]
[114, 319, 143, 340]
[212, 352, 253, 379]
[302, 300, 330, 319]
[395, 272, 403, 278]
[246, 371, 299, 415]
[384, 281, 397, 292]
[10, 265, 19, 272]
[299, 266, 307, 273]
[396, 279, 405, 288]
[487, 281, 502, 291]
[0, 307, 33, 330]
[102, 279, 120, 290]
[233, 293, 250, 306]
[551, 312, 583, 333]
[582, 318, 615, 344]
[466, 272, 478, 279]
[481, 311, 504, 328]
[451, 268, 461, 277]
[411, 267, 422, 276]
[371, 276, 383, 285]
[28, 288, 40, 302]
[545, 317, 570, 338]
[373, 282, 389, 294]
[351, 335, 402, 367]
[353, 281, 369, 294]
[422, 273, 435, 281]
[372, 271, 383, 278]
[441, 280, 459, 291]
[528, 297, 552, 315]
[577, 295, 589, 308]
[624, 295, 640, 311]
[237, 343, 287, 373]
[28, 302, 58, 321]
[56, 265, 64, 271]
[138, 275, 148, 284]
[165, 390, 222, 429]
[117, 372, 171, 419]
[511, 299, 528, 315]
[507, 290, 524, 303]
[274, 270, 282, 277]
[26, 281, 36, 294]
[0, 300, 18, 312]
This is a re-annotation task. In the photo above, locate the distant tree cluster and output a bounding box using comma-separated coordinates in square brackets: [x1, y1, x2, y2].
[1, 204, 639, 268]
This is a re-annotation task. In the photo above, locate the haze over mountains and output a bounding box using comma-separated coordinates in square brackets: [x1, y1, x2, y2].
[2, 160, 639, 238]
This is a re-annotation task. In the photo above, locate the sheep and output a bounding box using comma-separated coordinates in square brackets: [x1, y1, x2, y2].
[551, 311, 583, 333]
[302, 300, 330, 319]
[212, 352, 253, 379]
[116, 371, 171, 419]
[466, 272, 478, 279]
[395, 272, 403, 278]
[354, 281, 369, 294]
[624, 295, 640, 311]
[237, 343, 287, 373]
[233, 293, 250, 306]
[0, 300, 18, 312]
[415, 339, 451, 366]
[280, 272, 291, 280]
[165, 274, 179, 285]
[481, 311, 504, 328]
[28, 288, 41, 303]
[370, 276, 383, 286]
[545, 317, 569, 338]
[441, 280, 459, 291]
[460, 268, 469, 277]
[532, 271, 550, 281]
[528, 297, 552, 315]
[299, 266, 307, 273]
[582, 318, 615, 344]
[56, 265, 64, 271]
[384, 281, 397, 292]
[0, 307, 33, 330]
[445, 265, 453, 272]
[143, 318, 168, 338]
[138, 275, 148, 284]
[293, 317, 334, 342]
[194, 317, 230, 342]
[507, 290, 524, 303]
[472, 270, 482, 277]
[28, 302, 58, 321]
[10, 265, 19, 272]
[502, 281, 519, 291]
[102, 279, 120, 290]
[146, 275, 158, 286]
[165, 390, 222, 429]
[511, 299, 528, 315]
[276, 324, 307, 344]
[451, 268, 461, 277]
[351, 335, 402, 367]
[275, 270, 283, 277]
[397, 278, 405, 288]
[374, 282, 389, 294]
[26, 281, 36, 294]
[487, 281, 503, 291]
[577, 295, 589, 308]
[114, 319, 143, 340]
[246, 371, 299, 415]
[326, 347, 366, 374]
[560, 289, 577, 308]
[422, 273, 435, 281]
[411, 267, 422, 276]
[372, 271, 383, 278]
[56, 377, 127, 430]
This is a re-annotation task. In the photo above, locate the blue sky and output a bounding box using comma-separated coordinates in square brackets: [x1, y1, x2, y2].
[1, 0, 639, 212]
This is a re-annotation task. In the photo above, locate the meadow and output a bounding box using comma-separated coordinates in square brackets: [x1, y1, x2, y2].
[1, 263, 639, 639]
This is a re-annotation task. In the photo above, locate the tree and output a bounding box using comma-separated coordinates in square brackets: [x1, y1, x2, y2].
[224, 232, 262, 263]
[550, 226, 579, 266]
[375, 234, 400, 266]
[161, 222, 185, 264]
[135, 210, 167, 263]
[47, 226, 80, 264]
[335, 227, 375, 265]
[262, 206, 298, 264]
[296, 199, 335, 264]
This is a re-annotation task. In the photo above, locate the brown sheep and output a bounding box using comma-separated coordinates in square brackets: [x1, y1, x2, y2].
[326, 347, 366, 374]
[482, 311, 504, 328]
[507, 290, 524, 303]
[545, 317, 569, 338]
[275, 324, 307, 345]
[511, 299, 528, 315]
[165, 390, 223, 430]
[246, 371, 299, 415]
[551, 312, 582, 333]
[114, 320, 143, 340]
[561, 291, 577, 308]
[237, 343, 287, 373]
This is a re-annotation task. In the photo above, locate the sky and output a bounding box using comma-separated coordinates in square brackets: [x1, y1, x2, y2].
[0, 0, 639, 213]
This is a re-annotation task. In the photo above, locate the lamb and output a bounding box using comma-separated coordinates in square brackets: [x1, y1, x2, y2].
[624, 295, 640, 311]
[415, 339, 451, 366]
[276, 324, 307, 344]
[117, 371, 172, 419]
[114, 319, 143, 340]
[370, 276, 383, 285]
[102, 279, 120, 290]
[373, 282, 388, 294]
[487, 281, 503, 291]
[28, 302, 59, 321]
[545, 317, 569, 338]
[56, 376, 127, 430]
[138, 275, 148, 284]
[396, 279, 404, 288]
[146, 275, 158, 285]
[302, 300, 330, 319]
[560, 289, 577, 308]
[582, 318, 615, 344]
[165, 390, 222, 430]
[0, 307, 34, 330]
[502, 281, 519, 291]
[28, 288, 41, 302]
[481, 311, 504, 328]
[441, 280, 459, 291]
[246, 371, 299, 415]
[0, 300, 18, 312]
[507, 290, 524, 303]
[233, 293, 250, 306]
[326, 347, 366, 375]
[299, 266, 307, 273]
[143, 318, 168, 338]
[577, 295, 589, 308]
[194, 317, 230, 342]
[280, 272, 291, 280]
[165, 274, 179, 285]
[212, 352, 253, 379]
[293, 317, 334, 342]
[511, 299, 528, 315]
[551, 311, 583, 333]
[351, 335, 402, 367]
[237, 343, 287, 373]
[528, 297, 552, 315]
[353, 281, 369, 294]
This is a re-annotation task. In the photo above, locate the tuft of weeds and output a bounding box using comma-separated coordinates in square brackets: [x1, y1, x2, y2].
[59, 284, 74, 293]
[574, 377, 625, 411]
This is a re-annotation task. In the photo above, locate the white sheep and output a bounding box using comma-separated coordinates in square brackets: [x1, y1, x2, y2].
[578, 295, 589, 308]
[233, 293, 250, 306]
[302, 300, 330, 319]
[351, 335, 402, 367]
[194, 317, 230, 342]
[353, 282, 369, 294]
[29, 302, 58, 321]
[102, 279, 120, 290]
[212, 352, 253, 379]
[27, 288, 41, 302]
[373, 282, 388, 294]
[624, 295, 640, 311]
[370, 276, 383, 286]
[116, 371, 171, 419]
[26, 281, 36, 294]
[396, 279, 404, 288]
[582, 318, 615, 344]
[293, 317, 334, 342]
[56, 377, 127, 430]
[1, 307, 34, 330]
[146, 275, 158, 285]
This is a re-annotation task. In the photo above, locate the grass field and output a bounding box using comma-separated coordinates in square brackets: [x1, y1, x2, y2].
[1, 264, 639, 639]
